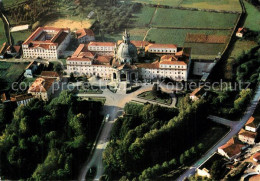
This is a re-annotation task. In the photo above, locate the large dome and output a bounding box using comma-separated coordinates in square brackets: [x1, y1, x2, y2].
[117, 42, 138, 62]
[116, 30, 138, 63]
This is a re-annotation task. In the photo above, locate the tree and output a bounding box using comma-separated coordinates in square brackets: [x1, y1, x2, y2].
[180, 153, 185, 165]
[69, 73, 75, 82]
[210, 160, 223, 180]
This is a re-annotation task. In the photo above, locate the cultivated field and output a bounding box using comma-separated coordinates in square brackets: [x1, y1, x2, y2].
[180, 0, 242, 12]
[243, 1, 260, 31]
[151, 8, 239, 29]
[130, 0, 182, 7]
[145, 28, 231, 46]
[131, 6, 155, 27]
[44, 18, 95, 32]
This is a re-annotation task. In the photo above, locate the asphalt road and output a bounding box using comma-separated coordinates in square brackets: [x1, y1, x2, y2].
[78, 85, 160, 181]
[177, 85, 260, 180]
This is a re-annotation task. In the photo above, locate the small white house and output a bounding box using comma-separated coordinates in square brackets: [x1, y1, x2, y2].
[245, 116, 259, 133]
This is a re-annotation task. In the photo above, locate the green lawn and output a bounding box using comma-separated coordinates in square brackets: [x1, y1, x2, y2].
[131, 6, 156, 27]
[0, 20, 7, 45]
[138, 91, 172, 105]
[243, 0, 260, 31]
[11, 30, 32, 45]
[130, 0, 182, 7]
[151, 8, 239, 29]
[0, 62, 29, 91]
[224, 40, 258, 79]
[184, 42, 226, 59]
[230, 40, 258, 59]
[180, 0, 242, 12]
[145, 28, 231, 46]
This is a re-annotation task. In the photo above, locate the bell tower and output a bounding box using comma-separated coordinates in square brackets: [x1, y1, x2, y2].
[123, 29, 130, 44]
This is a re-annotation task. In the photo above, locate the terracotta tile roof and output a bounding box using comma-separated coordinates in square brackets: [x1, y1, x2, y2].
[117, 40, 149, 48]
[0, 42, 8, 54]
[67, 57, 92, 62]
[136, 61, 160, 69]
[239, 129, 257, 139]
[147, 43, 177, 49]
[89, 42, 116, 47]
[190, 86, 204, 97]
[1, 93, 7, 102]
[245, 116, 259, 128]
[11, 94, 33, 102]
[76, 29, 95, 39]
[249, 174, 260, 181]
[28, 78, 56, 92]
[96, 56, 111, 64]
[117, 63, 137, 70]
[219, 138, 245, 158]
[160, 60, 186, 66]
[25, 61, 36, 70]
[253, 152, 260, 161]
[23, 27, 70, 49]
[78, 52, 95, 58]
[161, 55, 178, 61]
[13, 46, 21, 53]
[237, 28, 244, 33]
[41, 71, 59, 78]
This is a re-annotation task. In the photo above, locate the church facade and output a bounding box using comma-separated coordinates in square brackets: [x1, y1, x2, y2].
[67, 30, 191, 82]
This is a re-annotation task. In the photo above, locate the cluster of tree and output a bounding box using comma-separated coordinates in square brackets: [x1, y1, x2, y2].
[209, 88, 252, 119]
[5, 0, 55, 25]
[103, 97, 211, 180]
[0, 91, 103, 180]
[0, 101, 17, 132]
[235, 47, 260, 87]
[93, 3, 142, 34]
[138, 143, 205, 180]
[246, 0, 260, 6]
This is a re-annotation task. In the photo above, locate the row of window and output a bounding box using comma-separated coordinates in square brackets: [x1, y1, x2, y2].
[149, 49, 176, 53]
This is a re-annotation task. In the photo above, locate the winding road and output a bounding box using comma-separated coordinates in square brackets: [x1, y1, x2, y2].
[177, 85, 260, 180]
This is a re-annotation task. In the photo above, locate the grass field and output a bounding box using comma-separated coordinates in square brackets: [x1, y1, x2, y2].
[180, 0, 242, 12]
[131, 6, 155, 27]
[224, 40, 258, 79]
[243, 1, 260, 31]
[131, 0, 181, 7]
[11, 30, 32, 45]
[145, 28, 231, 46]
[0, 62, 29, 91]
[184, 42, 226, 59]
[151, 8, 238, 29]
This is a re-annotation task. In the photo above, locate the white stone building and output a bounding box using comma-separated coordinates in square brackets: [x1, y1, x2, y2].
[67, 31, 191, 82]
[145, 43, 177, 54]
[22, 27, 71, 59]
[88, 42, 116, 56]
